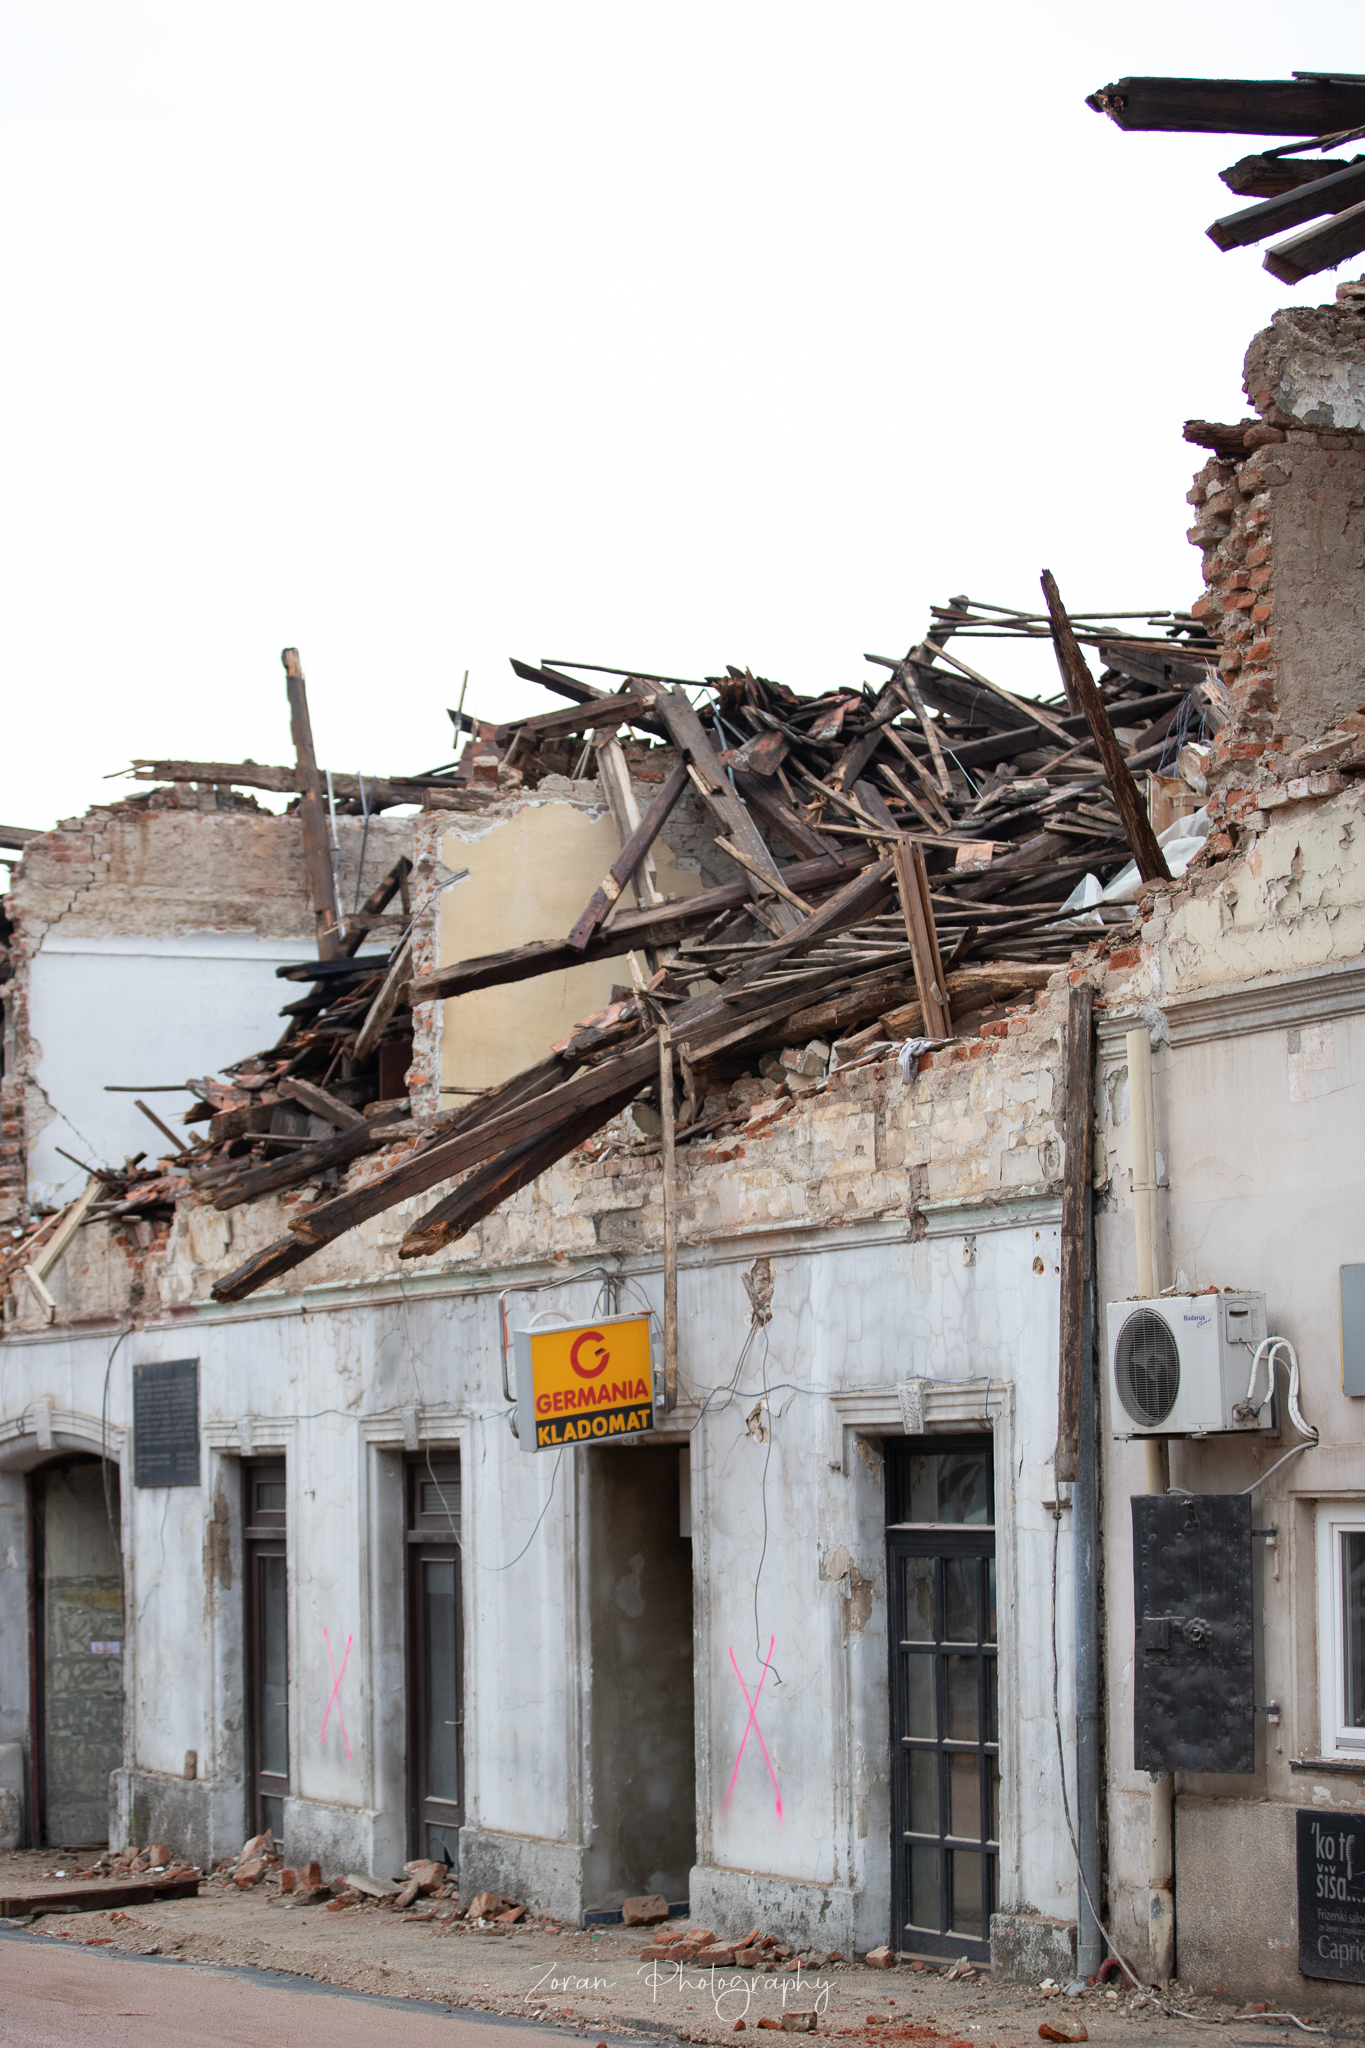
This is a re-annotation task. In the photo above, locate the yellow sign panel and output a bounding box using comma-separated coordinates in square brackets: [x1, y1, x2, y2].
[514, 1314, 656, 1451]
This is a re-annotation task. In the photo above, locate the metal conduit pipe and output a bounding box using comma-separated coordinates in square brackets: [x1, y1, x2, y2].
[1127, 1025, 1175, 1984]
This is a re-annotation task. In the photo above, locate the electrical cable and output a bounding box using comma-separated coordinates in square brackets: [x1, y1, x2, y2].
[484, 1451, 565, 1573]
[1236, 1337, 1318, 1494]
[1049, 1506, 1144, 1993]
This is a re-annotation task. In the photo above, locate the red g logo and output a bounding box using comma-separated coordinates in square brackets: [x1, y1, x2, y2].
[570, 1330, 610, 1379]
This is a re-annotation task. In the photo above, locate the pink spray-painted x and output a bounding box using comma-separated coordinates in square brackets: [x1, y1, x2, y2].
[320, 1628, 353, 1761]
[723, 1637, 783, 1820]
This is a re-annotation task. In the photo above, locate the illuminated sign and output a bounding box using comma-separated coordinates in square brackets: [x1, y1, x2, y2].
[513, 1314, 657, 1451]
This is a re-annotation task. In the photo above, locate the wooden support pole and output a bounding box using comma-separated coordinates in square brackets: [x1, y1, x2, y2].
[1055, 980, 1094, 1484]
[891, 838, 952, 1039]
[1039, 575, 1172, 884]
[283, 648, 344, 958]
[658, 1020, 679, 1412]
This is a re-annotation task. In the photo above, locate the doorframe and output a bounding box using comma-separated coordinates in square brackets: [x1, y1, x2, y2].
[830, 1379, 1019, 1937]
[242, 1457, 289, 1846]
[359, 1411, 468, 1881]
[403, 1451, 464, 1862]
[24, 1452, 126, 1851]
[885, 1437, 999, 1961]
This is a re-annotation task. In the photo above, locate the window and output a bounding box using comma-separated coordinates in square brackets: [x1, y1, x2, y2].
[1317, 1506, 1365, 1756]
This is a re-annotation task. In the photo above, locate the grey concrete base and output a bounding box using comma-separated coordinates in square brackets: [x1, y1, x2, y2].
[112, 1769, 246, 1871]
[0, 1744, 25, 1850]
[459, 1827, 586, 1924]
[284, 1798, 402, 1884]
[1173, 1794, 1365, 2011]
[990, 1911, 1076, 1984]
[691, 1866, 858, 1954]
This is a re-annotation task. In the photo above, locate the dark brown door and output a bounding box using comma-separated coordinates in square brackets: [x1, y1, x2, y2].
[886, 1435, 998, 1963]
[406, 1456, 463, 1867]
[243, 1461, 289, 1848]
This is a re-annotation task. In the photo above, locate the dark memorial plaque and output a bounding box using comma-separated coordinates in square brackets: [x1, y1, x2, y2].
[1298, 1808, 1365, 1982]
[133, 1359, 200, 1488]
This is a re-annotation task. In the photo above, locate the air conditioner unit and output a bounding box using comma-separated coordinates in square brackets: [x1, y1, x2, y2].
[1107, 1291, 1274, 1437]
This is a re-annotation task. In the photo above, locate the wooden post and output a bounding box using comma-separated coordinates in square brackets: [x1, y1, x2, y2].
[658, 1020, 679, 1412]
[1055, 980, 1094, 1483]
[891, 837, 952, 1039]
[282, 647, 343, 958]
[1039, 574, 1172, 884]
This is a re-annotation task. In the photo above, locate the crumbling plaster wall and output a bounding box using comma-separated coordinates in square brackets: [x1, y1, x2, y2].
[0, 792, 410, 1217]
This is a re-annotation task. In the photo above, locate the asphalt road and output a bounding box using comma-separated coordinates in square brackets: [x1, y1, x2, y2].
[0, 1936, 582, 2047]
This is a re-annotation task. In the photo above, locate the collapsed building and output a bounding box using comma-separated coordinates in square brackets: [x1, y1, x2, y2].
[1, 274, 1364, 2011]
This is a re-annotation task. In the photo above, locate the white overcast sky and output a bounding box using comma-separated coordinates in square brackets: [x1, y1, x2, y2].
[1, 2, 1359, 844]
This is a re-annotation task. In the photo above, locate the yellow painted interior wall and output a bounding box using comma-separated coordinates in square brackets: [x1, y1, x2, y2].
[438, 804, 704, 1096]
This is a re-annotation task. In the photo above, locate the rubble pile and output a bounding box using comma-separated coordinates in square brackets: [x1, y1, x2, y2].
[1, 595, 1248, 1311]
[204, 596, 1229, 1302]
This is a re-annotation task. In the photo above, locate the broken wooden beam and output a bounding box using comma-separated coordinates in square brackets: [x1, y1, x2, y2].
[1220, 152, 1351, 198]
[501, 688, 658, 742]
[1041, 573, 1171, 885]
[891, 839, 952, 1039]
[1054, 980, 1095, 1485]
[1264, 193, 1365, 283]
[397, 1084, 640, 1260]
[409, 848, 879, 1006]
[283, 649, 343, 960]
[210, 1230, 320, 1303]
[352, 936, 414, 1064]
[565, 760, 689, 952]
[1207, 156, 1365, 250]
[1085, 75, 1365, 137]
[212, 1108, 407, 1211]
[731, 770, 841, 860]
[279, 1078, 366, 1129]
[342, 856, 412, 959]
[650, 683, 804, 934]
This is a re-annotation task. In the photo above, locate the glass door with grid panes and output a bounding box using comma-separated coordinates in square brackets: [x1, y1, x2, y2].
[886, 1436, 998, 1962]
[243, 1460, 289, 1849]
[406, 1456, 464, 1867]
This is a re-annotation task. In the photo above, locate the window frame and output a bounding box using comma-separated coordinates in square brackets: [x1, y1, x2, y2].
[1316, 1503, 1365, 1757]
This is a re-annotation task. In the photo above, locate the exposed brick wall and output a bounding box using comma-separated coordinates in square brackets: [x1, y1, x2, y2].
[1185, 282, 1365, 855]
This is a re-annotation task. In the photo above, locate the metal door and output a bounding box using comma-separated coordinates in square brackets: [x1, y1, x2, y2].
[887, 1436, 998, 1962]
[243, 1461, 289, 1845]
[1133, 1492, 1253, 1773]
[407, 1456, 463, 1866]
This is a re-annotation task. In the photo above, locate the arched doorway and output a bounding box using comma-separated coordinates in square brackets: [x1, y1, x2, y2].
[29, 1455, 124, 1847]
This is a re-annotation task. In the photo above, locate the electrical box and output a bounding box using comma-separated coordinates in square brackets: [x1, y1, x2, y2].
[1107, 1291, 1271, 1438]
[1133, 1492, 1254, 1774]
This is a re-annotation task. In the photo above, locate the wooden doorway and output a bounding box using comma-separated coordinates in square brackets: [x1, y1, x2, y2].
[28, 1456, 124, 1848]
[886, 1435, 998, 1962]
[406, 1454, 463, 1867]
[243, 1460, 289, 1848]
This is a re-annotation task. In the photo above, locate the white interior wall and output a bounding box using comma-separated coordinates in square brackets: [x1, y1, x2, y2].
[26, 933, 318, 1205]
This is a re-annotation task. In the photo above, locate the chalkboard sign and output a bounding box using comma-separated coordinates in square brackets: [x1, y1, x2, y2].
[133, 1359, 200, 1488]
[1298, 1807, 1365, 1982]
